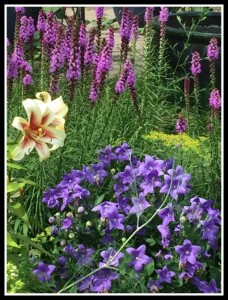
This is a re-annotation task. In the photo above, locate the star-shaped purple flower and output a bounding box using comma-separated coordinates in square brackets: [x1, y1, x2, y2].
[98, 145, 117, 167]
[129, 193, 151, 216]
[126, 244, 152, 272]
[156, 265, 175, 284]
[32, 262, 55, 282]
[61, 217, 73, 230]
[174, 239, 201, 265]
[90, 266, 119, 293]
[157, 204, 175, 225]
[100, 247, 124, 267]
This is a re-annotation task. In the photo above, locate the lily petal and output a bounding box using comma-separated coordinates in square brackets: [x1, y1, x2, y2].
[39, 126, 66, 146]
[47, 96, 68, 118]
[36, 92, 52, 103]
[35, 142, 50, 162]
[49, 116, 65, 128]
[12, 117, 28, 131]
[22, 99, 42, 127]
[11, 136, 36, 161]
[40, 106, 55, 126]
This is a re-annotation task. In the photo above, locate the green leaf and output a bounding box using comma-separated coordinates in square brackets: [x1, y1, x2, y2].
[7, 232, 21, 248]
[210, 266, 221, 283]
[146, 237, 156, 246]
[20, 178, 38, 186]
[7, 179, 38, 193]
[95, 194, 105, 206]
[7, 202, 31, 229]
[29, 217, 43, 230]
[11, 233, 55, 258]
[144, 261, 155, 275]
[14, 218, 22, 234]
[7, 182, 25, 193]
[43, 7, 61, 13]
[7, 163, 26, 170]
[23, 223, 29, 236]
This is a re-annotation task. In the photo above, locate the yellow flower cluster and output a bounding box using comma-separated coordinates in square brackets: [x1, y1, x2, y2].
[143, 131, 209, 159]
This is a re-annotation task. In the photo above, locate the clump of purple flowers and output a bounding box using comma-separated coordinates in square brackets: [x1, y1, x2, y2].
[36, 143, 220, 293]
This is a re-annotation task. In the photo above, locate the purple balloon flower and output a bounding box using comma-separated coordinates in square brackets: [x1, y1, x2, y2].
[126, 244, 152, 272]
[100, 247, 124, 267]
[32, 262, 55, 282]
[98, 145, 117, 167]
[157, 204, 175, 225]
[58, 256, 67, 266]
[90, 266, 119, 293]
[174, 239, 201, 265]
[75, 244, 95, 267]
[129, 193, 151, 216]
[61, 217, 73, 230]
[156, 265, 175, 284]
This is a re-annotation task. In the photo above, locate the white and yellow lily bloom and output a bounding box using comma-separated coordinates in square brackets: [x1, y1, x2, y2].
[11, 93, 68, 162]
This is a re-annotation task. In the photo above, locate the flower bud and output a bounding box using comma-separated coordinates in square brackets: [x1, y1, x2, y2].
[66, 212, 74, 218]
[69, 233, 75, 239]
[77, 207, 85, 214]
[86, 221, 92, 227]
[60, 239, 66, 246]
[180, 216, 186, 224]
[48, 216, 55, 224]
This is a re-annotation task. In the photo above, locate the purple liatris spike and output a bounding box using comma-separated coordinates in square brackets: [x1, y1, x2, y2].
[19, 16, 29, 42]
[37, 9, 46, 34]
[89, 79, 99, 102]
[96, 6, 104, 19]
[27, 17, 35, 38]
[209, 88, 221, 110]
[207, 37, 219, 60]
[120, 7, 132, 41]
[115, 59, 131, 95]
[96, 44, 112, 83]
[79, 23, 87, 49]
[131, 15, 139, 41]
[184, 77, 190, 100]
[7, 57, 18, 79]
[66, 48, 81, 81]
[64, 16, 74, 63]
[23, 73, 32, 86]
[12, 41, 25, 69]
[96, 7, 104, 19]
[84, 28, 96, 67]
[159, 7, 169, 23]
[144, 7, 154, 24]
[50, 23, 65, 73]
[19, 16, 35, 43]
[15, 7, 25, 13]
[176, 114, 188, 133]
[44, 12, 58, 47]
[108, 27, 115, 49]
[127, 61, 136, 86]
[190, 51, 201, 76]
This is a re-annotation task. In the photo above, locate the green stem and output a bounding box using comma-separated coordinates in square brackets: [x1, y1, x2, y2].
[94, 102, 115, 150]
